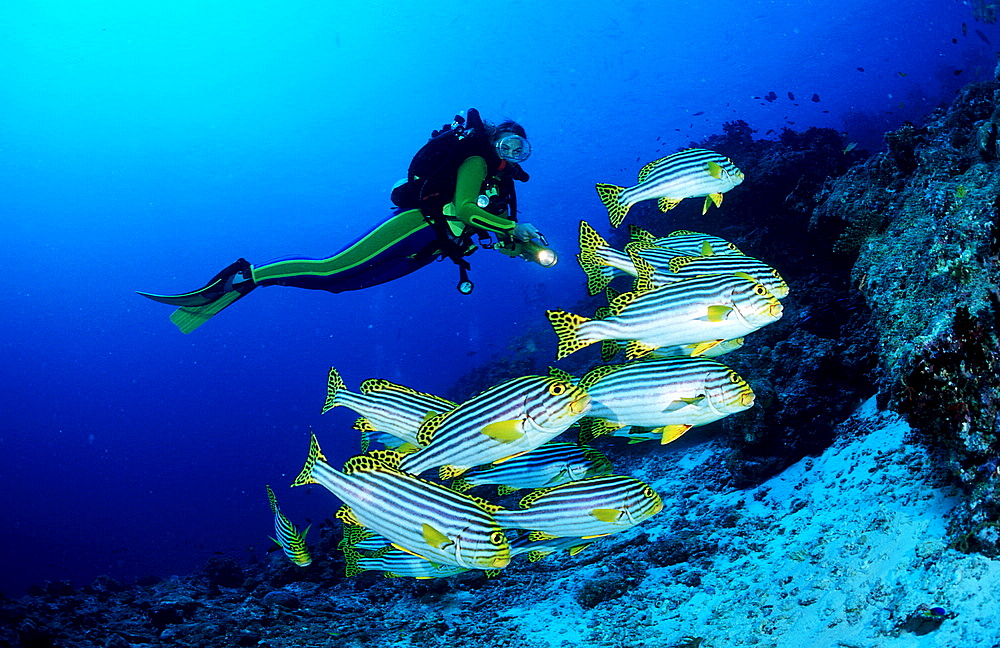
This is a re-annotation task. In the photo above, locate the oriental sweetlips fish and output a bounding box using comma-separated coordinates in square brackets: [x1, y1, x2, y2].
[449, 441, 613, 495]
[546, 258, 783, 361]
[577, 220, 788, 299]
[265, 484, 312, 567]
[573, 357, 755, 445]
[321, 366, 456, 451]
[492, 475, 663, 539]
[293, 432, 510, 570]
[398, 375, 591, 480]
[596, 148, 744, 227]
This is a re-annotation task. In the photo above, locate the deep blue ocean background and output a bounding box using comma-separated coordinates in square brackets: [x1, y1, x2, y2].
[2, 0, 998, 597]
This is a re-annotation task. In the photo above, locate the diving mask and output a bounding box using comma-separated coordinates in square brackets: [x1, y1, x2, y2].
[495, 134, 531, 163]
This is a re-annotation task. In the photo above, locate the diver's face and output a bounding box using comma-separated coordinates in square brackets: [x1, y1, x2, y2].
[495, 132, 531, 163]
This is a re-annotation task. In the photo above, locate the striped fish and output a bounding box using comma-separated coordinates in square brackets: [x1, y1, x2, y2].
[399, 375, 591, 480]
[265, 484, 312, 567]
[577, 221, 785, 298]
[343, 545, 469, 579]
[624, 248, 789, 300]
[322, 367, 455, 449]
[293, 432, 510, 570]
[451, 442, 613, 495]
[596, 148, 744, 227]
[509, 533, 597, 562]
[493, 475, 662, 539]
[629, 226, 744, 257]
[547, 261, 783, 361]
[576, 357, 755, 445]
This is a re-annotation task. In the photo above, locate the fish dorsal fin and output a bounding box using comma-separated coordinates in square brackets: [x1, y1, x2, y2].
[266, 484, 278, 514]
[548, 366, 576, 383]
[608, 290, 637, 317]
[339, 524, 376, 549]
[600, 340, 623, 362]
[480, 419, 525, 443]
[352, 417, 377, 433]
[438, 464, 469, 480]
[578, 363, 625, 390]
[528, 530, 559, 541]
[625, 340, 657, 360]
[629, 224, 655, 243]
[367, 449, 405, 471]
[605, 285, 621, 304]
[668, 229, 697, 237]
[322, 366, 346, 414]
[519, 485, 558, 509]
[336, 505, 362, 527]
[706, 160, 722, 179]
[590, 508, 622, 523]
[360, 379, 456, 407]
[416, 411, 448, 447]
[343, 452, 398, 475]
[466, 493, 504, 514]
[667, 256, 699, 273]
[630, 255, 656, 293]
[637, 155, 670, 183]
[450, 477, 474, 493]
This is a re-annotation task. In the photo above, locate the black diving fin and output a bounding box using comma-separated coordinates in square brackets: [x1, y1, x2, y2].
[137, 258, 255, 333]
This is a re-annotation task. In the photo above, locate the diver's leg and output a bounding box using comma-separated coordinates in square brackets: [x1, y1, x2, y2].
[251, 209, 444, 293]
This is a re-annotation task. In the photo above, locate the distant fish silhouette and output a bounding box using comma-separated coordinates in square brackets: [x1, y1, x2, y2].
[811, 94, 820, 102]
[787, 91, 795, 101]
[856, 66, 865, 72]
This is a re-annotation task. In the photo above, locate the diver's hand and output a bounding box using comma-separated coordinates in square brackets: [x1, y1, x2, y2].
[513, 222, 547, 246]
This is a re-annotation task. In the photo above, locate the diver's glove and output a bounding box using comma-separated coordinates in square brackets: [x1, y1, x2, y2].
[513, 222, 548, 246]
[498, 226, 557, 268]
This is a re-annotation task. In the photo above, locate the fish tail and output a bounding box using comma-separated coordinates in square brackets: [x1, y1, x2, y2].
[546, 309, 597, 360]
[321, 366, 345, 414]
[595, 183, 630, 228]
[577, 221, 614, 296]
[292, 430, 327, 487]
[342, 545, 364, 577]
[266, 484, 278, 514]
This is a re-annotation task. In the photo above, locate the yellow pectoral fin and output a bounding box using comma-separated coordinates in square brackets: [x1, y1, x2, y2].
[710, 192, 724, 207]
[706, 305, 732, 322]
[658, 424, 693, 445]
[480, 419, 524, 442]
[706, 161, 722, 179]
[590, 508, 623, 523]
[421, 523, 452, 550]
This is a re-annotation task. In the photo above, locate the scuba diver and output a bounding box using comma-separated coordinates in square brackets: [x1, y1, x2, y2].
[137, 108, 556, 333]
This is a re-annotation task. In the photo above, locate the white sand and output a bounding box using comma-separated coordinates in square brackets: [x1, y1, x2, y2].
[500, 398, 1000, 647]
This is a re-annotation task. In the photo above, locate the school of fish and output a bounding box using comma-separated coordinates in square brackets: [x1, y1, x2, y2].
[265, 147, 782, 580]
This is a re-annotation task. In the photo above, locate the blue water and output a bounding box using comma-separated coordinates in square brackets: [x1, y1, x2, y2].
[1, 0, 996, 597]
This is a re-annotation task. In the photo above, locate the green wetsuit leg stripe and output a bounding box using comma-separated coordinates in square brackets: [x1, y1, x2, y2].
[250, 209, 430, 283]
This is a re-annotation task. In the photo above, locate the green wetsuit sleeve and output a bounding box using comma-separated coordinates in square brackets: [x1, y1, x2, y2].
[451, 156, 517, 234]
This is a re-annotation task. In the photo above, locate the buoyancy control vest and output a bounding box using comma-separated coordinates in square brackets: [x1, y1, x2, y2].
[389, 109, 529, 294]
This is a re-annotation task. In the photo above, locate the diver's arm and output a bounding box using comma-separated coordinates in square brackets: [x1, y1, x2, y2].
[450, 156, 517, 234]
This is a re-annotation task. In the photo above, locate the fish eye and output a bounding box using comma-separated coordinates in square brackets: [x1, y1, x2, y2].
[642, 486, 656, 498]
[489, 531, 505, 545]
[549, 383, 568, 396]
[729, 372, 741, 383]
[753, 285, 767, 296]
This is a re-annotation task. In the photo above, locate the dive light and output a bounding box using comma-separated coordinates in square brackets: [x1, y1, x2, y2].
[517, 239, 558, 267]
